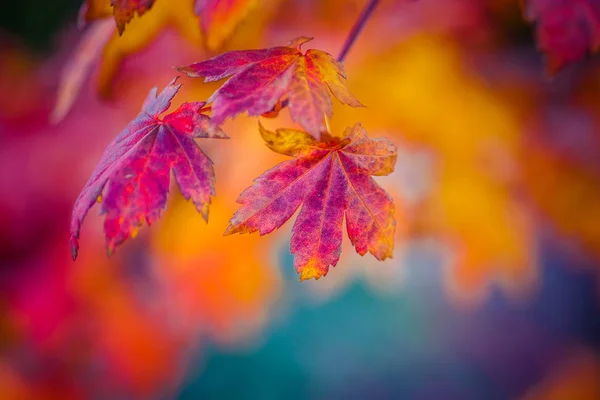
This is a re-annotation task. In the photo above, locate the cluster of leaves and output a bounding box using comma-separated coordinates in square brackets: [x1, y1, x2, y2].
[70, 31, 397, 280]
[67, 0, 600, 281]
[7, 2, 600, 398]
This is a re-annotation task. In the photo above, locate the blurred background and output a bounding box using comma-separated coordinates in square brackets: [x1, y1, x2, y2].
[1, 0, 600, 398]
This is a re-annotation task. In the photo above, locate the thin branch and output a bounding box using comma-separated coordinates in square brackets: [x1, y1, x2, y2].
[337, 0, 381, 63]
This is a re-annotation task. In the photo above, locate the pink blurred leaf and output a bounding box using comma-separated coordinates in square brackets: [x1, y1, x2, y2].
[51, 19, 115, 124]
[524, 0, 600, 73]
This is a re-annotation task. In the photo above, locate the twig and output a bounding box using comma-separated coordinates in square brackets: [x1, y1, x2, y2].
[337, 0, 381, 63]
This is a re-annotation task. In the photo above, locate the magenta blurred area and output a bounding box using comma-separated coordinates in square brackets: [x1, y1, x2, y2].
[1, 1, 600, 399]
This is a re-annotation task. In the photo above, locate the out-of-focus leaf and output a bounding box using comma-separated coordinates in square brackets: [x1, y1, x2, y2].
[56, 0, 278, 122]
[55, 0, 202, 122]
[79, 0, 113, 25]
[151, 196, 281, 343]
[81, 0, 258, 43]
[195, 0, 259, 50]
[0, 364, 30, 400]
[523, 0, 600, 73]
[81, 0, 157, 34]
[521, 350, 600, 400]
[51, 19, 115, 124]
[225, 123, 396, 281]
[93, 0, 201, 95]
[70, 79, 227, 259]
[336, 36, 537, 302]
[523, 109, 600, 261]
[178, 37, 362, 139]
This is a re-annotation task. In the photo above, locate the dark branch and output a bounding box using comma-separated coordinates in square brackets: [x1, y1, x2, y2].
[337, 0, 381, 63]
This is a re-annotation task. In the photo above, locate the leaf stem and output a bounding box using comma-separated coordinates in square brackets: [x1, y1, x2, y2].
[337, 0, 381, 63]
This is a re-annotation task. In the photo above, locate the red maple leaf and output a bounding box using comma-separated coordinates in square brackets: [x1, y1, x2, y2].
[177, 37, 362, 140]
[524, 0, 600, 73]
[70, 79, 227, 259]
[224, 123, 397, 280]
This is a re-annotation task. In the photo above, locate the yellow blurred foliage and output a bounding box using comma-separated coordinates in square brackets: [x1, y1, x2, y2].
[524, 141, 600, 262]
[198, 0, 259, 50]
[336, 35, 537, 303]
[150, 194, 281, 346]
[96, 0, 201, 96]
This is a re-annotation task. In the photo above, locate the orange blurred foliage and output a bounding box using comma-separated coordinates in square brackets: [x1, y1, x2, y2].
[334, 35, 537, 303]
[522, 349, 600, 400]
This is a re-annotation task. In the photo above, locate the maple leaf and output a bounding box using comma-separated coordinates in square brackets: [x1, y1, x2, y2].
[523, 0, 600, 73]
[177, 37, 363, 140]
[195, 0, 259, 50]
[70, 79, 227, 260]
[224, 122, 396, 281]
[81, 0, 157, 35]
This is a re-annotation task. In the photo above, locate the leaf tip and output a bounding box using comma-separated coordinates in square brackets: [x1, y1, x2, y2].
[289, 36, 314, 51]
[115, 20, 125, 36]
[49, 107, 66, 126]
[298, 259, 328, 281]
[198, 204, 210, 222]
[223, 224, 236, 236]
[223, 220, 257, 236]
[174, 65, 202, 79]
[174, 66, 189, 74]
[379, 247, 394, 261]
[168, 76, 181, 86]
[69, 236, 79, 261]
